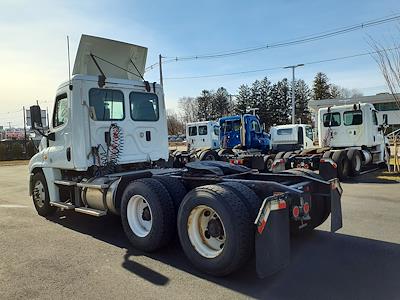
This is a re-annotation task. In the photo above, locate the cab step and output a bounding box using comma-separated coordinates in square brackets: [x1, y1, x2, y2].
[50, 201, 75, 210]
[74, 207, 107, 217]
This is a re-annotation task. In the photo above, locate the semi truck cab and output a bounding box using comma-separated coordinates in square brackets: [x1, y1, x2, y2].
[219, 114, 270, 151]
[270, 124, 314, 152]
[186, 121, 220, 150]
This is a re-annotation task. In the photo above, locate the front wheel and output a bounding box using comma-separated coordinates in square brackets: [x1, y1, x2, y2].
[31, 172, 56, 217]
[177, 185, 253, 276]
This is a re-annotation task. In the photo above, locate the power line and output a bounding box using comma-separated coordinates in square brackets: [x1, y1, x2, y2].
[0, 109, 23, 115]
[145, 13, 400, 71]
[164, 46, 400, 80]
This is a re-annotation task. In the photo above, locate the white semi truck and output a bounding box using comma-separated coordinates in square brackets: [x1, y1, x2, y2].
[28, 34, 343, 278]
[272, 103, 389, 180]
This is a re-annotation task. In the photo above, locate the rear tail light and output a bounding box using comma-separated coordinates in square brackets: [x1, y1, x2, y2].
[292, 206, 300, 218]
[303, 202, 310, 215]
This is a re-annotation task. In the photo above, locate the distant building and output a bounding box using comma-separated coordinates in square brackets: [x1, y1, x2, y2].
[308, 93, 400, 132]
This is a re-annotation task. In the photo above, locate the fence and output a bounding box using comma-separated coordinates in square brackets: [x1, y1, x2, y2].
[0, 140, 38, 161]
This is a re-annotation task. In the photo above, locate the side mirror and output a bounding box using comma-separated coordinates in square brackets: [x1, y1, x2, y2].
[30, 105, 43, 129]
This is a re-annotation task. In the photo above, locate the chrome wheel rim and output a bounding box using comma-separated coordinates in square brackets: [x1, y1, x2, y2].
[33, 181, 45, 207]
[127, 195, 153, 237]
[187, 205, 226, 258]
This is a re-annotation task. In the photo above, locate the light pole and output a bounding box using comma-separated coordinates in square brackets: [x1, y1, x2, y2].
[284, 64, 304, 124]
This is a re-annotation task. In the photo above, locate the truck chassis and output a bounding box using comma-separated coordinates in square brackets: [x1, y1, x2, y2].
[30, 161, 342, 278]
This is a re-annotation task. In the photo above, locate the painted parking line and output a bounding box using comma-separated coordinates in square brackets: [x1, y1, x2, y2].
[0, 204, 29, 208]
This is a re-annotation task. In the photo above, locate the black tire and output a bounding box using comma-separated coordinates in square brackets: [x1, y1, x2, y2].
[121, 178, 175, 252]
[332, 150, 350, 181]
[322, 150, 332, 158]
[264, 155, 274, 172]
[31, 172, 57, 217]
[275, 151, 285, 159]
[218, 148, 234, 157]
[199, 149, 219, 161]
[283, 151, 293, 159]
[347, 149, 362, 177]
[177, 185, 253, 276]
[218, 182, 262, 220]
[153, 176, 187, 211]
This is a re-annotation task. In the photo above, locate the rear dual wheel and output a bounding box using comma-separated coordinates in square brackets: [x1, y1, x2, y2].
[121, 178, 176, 252]
[178, 184, 254, 276]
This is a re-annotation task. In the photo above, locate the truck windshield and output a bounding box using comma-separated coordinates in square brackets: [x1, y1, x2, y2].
[344, 110, 363, 126]
[277, 128, 292, 135]
[89, 88, 124, 121]
[221, 120, 240, 132]
[130, 92, 159, 121]
[323, 112, 341, 127]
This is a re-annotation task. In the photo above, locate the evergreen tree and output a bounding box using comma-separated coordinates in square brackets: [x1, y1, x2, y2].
[235, 84, 252, 114]
[213, 87, 230, 119]
[312, 72, 331, 100]
[196, 90, 214, 120]
[294, 79, 311, 124]
[269, 78, 290, 126]
[255, 77, 272, 126]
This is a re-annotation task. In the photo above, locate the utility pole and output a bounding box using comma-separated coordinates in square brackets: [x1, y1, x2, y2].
[23, 106, 27, 157]
[284, 64, 304, 124]
[159, 54, 163, 87]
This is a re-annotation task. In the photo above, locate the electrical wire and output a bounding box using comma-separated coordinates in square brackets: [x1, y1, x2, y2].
[164, 46, 400, 80]
[145, 13, 400, 71]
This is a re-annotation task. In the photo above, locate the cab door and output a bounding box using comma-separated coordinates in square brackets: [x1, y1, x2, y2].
[46, 90, 74, 169]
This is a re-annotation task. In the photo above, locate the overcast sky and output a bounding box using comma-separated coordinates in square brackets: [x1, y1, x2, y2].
[0, 0, 399, 127]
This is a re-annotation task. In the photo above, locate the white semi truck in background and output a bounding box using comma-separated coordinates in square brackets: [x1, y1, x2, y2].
[28, 34, 343, 278]
[272, 103, 390, 180]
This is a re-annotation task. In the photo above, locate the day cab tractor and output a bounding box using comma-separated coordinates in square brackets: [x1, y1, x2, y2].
[28, 34, 343, 278]
[217, 114, 275, 171]
[171, 121, 220, 167]
[272, 103, 390, 180]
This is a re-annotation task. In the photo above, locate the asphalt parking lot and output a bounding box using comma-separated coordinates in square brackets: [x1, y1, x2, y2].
[0, 164, 399, 299]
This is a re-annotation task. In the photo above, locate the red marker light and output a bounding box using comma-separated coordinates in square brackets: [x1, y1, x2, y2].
[292, 206, 300, 218]
[303, 203, 310, 215]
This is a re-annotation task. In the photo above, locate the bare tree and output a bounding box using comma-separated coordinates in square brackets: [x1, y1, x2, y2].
[370, 35, 400, 110]
[167, 109, 184, 135]
[178, 97, 198, 123]
[330, 84, 363, 99]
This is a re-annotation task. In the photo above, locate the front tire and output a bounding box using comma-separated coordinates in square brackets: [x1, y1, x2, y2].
[31, 172, 56, 217]
[177, 185, 253, 276]
[121, 178, 175, 252]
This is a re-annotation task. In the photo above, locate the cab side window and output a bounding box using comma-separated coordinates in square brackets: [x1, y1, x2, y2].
[372, 111, 378, 126]
[251, 120, 260, 132]
[53, 93, 69, 128]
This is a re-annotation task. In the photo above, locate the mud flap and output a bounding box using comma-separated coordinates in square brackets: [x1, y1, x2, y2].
[319, 158, 338, 181]
[255, 201, 290, 278]
[330, 179, 343, 232]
